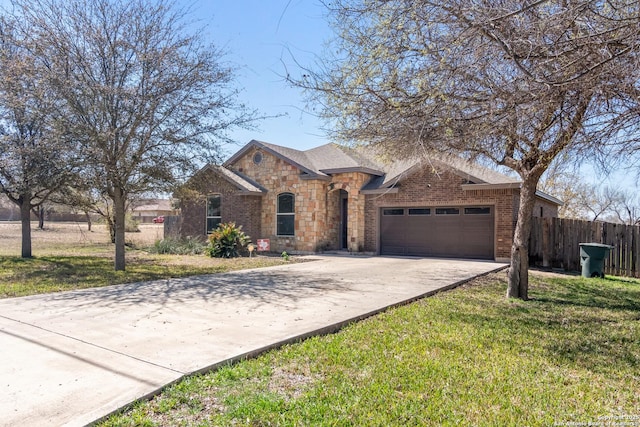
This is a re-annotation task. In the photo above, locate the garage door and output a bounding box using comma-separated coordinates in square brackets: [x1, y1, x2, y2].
[379, 206, 494, 259]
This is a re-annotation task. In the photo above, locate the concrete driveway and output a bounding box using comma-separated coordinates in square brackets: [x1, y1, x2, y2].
[0, 255, 505, 427]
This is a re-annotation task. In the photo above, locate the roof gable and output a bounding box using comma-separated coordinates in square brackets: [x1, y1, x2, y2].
[225, 140, 385, 179]
[198, 164, 266, 194]
[225, 140, 324, 178]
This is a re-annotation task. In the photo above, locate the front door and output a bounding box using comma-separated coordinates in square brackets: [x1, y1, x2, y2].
[340, 191, 348, 249]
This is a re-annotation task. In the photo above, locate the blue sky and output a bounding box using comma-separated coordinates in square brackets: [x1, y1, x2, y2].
[188, 0, 331, 156]
[194, 2, 636, 191]
[1, 0, 635, 192]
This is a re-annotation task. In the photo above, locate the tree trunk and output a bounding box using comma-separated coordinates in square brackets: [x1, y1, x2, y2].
[113, 188, 126, 271]
[85, 211, 92, 231]
[106, 216, 116, 243]
[38, 205, 44, 229]
[31, 206, 44, 230]
[20, 198, 33, 258]
[507, 177, 539, 300]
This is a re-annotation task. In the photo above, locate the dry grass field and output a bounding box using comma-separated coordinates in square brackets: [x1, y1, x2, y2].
[0, 221, 290, 298]
[0, 221, 163, 256]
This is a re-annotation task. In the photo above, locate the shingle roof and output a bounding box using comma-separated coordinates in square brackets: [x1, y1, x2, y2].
[343, 146, 519, 189]
[225, 140, 385, 178]
[436, 156, 520, 185]
[207, 164, 266, 193]
[307, 144, 383, 174]
[132, 199, 174, 212]
[221, 140, 560, 205]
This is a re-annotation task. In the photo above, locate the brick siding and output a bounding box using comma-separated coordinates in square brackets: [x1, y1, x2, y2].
[179, 168, 262, 242]
[182, 146, 558, 260]
[364, 166, 517, 260]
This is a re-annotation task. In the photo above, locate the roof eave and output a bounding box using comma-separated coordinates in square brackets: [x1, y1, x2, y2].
[224, 140, 320, 177]
[535, 190, 564, 206]
[236, 191, 266, 196]
[200, 164, 267, 194]
[360, 188, 400, 194]
[461, 183, 521, 191]
[319, 167, 384, 176]
[462, 183, 564, 206]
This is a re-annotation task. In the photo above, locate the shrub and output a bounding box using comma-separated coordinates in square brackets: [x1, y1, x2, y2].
[124, 215, 140, 232]
[150, 236, 206, 255]
[207, 222, 251, 258]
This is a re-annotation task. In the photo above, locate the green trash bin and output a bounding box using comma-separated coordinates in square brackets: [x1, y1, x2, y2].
[579, 243, 614, 278]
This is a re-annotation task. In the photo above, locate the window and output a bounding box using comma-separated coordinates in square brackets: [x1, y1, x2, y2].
[253, 151, 263, 164]
[435, 207, 460, 215]
[383, 208, 404, 216]
[408, 208, 431, 215]
[206, 194, 221, 233]
[277, 193, 295, 236]
[464, 207, 491, 215]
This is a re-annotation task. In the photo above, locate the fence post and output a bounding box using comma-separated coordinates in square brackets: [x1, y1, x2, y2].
[542, 217, 550, 268]
[528, 216, 640, 278]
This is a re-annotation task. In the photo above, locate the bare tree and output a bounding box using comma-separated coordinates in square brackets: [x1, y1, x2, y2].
[52, 184, 119, 240]
[577, 185, 620, 222]
[538, 163, 588, 219]
[12, 0, 256, 270]
[610, 190, 640, 225]
[297, 0, 640, 299]
[540, 162, 634, 221]
[0, 17, 80, 258]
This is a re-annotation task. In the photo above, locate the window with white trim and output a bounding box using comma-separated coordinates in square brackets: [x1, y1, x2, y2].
[277, 193, 295, 236]
[206, 194, 221, 234]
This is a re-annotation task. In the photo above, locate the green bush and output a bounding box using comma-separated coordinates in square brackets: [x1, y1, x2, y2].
[207, 222, 251, 258]
[151, 236, 206, 255]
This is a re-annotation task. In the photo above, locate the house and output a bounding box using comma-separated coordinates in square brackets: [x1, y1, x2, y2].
[131, 199, 178, 223]
[0, 194, 19, 221]
[180, 140, 561, 261]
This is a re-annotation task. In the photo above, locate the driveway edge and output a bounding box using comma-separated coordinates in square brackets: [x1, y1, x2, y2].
[89, 264, 507, 426]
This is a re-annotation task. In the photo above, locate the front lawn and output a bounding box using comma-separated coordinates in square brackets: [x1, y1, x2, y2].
[0, 222, 292, 298]
[100, 272, 640, 426]
[0, 254, 291, 298]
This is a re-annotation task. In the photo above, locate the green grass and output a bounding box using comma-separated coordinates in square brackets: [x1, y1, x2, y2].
[100, 272, 640, 427]
[0, 222, 294, 298]
[0, 254, 290, 298]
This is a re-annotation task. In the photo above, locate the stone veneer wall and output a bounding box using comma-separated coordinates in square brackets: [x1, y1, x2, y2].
[232, 147, 332, 253]
[324, 189, 342, 250]
[327, 172, 371, 252]
[230, 149, 377, 253]
[364, 166, 517, 260]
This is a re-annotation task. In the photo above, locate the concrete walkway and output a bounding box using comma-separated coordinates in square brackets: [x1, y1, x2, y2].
[0, 255, 506, 427]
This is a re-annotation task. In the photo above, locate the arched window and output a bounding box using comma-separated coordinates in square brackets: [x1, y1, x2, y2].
[277, 193, 295, 236]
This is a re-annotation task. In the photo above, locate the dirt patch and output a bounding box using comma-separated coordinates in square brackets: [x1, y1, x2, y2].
[268, 366, 318, 401]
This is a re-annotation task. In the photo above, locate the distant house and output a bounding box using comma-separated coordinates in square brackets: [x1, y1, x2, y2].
[179, 140, 561, 261]
[0, 194, 19, 221]
[132, 199, 178, 223]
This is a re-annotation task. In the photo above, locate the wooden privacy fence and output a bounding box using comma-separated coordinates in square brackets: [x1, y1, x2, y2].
[529, 217, 640, 278]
